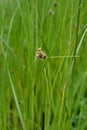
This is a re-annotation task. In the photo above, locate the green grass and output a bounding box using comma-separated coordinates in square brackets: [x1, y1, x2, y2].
[0, 0, 87, 130]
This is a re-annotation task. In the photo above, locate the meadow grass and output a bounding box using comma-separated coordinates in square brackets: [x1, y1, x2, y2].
[0, 0, 87, 130]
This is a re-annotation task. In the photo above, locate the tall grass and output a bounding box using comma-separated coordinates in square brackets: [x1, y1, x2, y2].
[0, 0, 87, 130]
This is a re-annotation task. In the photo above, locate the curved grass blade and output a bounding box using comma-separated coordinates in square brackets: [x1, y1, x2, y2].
[0, 43, 26, 130]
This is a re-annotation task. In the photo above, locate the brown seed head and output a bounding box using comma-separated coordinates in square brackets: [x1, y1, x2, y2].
[54, 2, 58, 7]
[48, 9, 55, 15]
[36, 48, 47, 60]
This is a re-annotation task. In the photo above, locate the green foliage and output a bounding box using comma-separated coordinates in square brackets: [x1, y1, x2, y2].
[0, 0, 87, 130]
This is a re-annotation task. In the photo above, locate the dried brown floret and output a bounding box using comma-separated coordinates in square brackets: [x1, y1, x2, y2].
[48, 9, 55, 15]
[54, 2, 58, 7]
[36, 48, 47, 60]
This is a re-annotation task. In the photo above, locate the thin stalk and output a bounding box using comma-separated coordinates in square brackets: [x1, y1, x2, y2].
[69, 27, 87, 75]
[72, 0, 82, 72]
[49, 55, 80, 59]
[76, 28, 87, 55]
[0, 43, 26, 130]
[74, 0, 82, 55]
[34, 0, 38, 51]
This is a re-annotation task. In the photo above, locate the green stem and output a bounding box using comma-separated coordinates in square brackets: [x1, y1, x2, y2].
[74, 0, 82, 55]
[0, 43, 26, 130]
[71, 0, 82, 74]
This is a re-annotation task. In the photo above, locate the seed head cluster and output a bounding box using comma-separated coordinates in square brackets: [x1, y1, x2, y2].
[48, 2, 58, 16]
[36, 48, 47, 60]
[48, 9, 55, 15]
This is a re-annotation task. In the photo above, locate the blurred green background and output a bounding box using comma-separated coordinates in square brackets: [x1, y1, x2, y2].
[0, 0, 87, 130]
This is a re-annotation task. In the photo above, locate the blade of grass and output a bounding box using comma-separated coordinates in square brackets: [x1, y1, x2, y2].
[76, 27, 87, 55]
[49, 55, 80, 59]
[70, 0, 82, 75]
[58, 83, 66, 130]
[74, 0, 82, 55]
[0, 43, 26, 130]
[34, 0, 38, 50]
[6, 7, 17, 44]
[69, 27, 87, 75]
